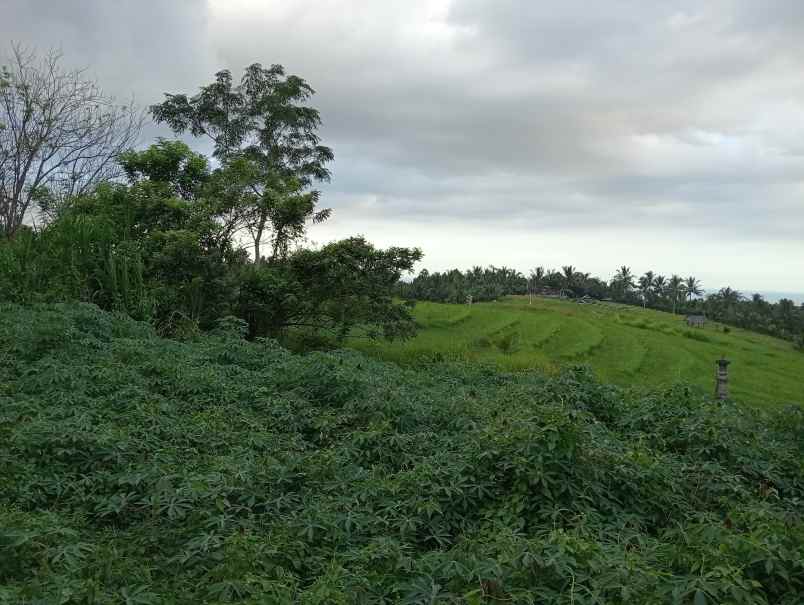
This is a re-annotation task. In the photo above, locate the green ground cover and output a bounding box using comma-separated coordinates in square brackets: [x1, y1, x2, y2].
[2, 303, 803, 603]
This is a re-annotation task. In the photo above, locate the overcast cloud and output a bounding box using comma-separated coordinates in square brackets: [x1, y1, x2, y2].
[3, 0, 804, 294]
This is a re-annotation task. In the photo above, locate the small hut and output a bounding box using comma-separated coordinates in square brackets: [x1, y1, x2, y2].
[686, 315, 706, 328]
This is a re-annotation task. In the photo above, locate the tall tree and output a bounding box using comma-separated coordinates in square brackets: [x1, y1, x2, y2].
[528, 266, 546, 303]
[150, 63, 333, 262]
[561, 265, 577, 296]
[611, 265, 634, 301]
[652, 275, 667, 304]
[0, 44, 142, 236]
[776, 298, 796, 334]
[668, 274, 684, 315]
[638, 271, 655, 308]
[718, 287, 743, 306]
[751, 293, 769, 310]
[684, 276, 703, 301]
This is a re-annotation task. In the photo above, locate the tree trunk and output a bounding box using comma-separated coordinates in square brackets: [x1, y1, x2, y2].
[253, 236, 262, 264]
[252, 212, 267, 263]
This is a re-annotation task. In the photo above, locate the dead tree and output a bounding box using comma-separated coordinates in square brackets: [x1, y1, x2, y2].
[0, 44, 142, 236]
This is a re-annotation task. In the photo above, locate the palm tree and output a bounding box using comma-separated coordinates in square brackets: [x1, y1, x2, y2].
[751, 293, 768, 310]
[718, 287, 743, 305]
[653, 275, 667, 305]
[684, 276, 703, 301]
[576, 271, 591, 296]
[528, 266, 546, 303]
[777, 298, 796, 333]
[612, 266, 635, 301]
[668, 274, 684, 314]
[638, 271, 655, 308]
[545, 269, 563, 290]
[561, 265, 576, 296]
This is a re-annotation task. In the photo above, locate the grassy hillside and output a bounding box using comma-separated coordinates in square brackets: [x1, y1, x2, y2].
[2, 304, 804, 603]
[349, 296, 804, 408]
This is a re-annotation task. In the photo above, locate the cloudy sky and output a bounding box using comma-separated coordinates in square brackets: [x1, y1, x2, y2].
[4, 0, 804, 296]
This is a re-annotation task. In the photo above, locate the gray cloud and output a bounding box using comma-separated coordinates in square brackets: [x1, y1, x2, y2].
[3, 0, 803, 290]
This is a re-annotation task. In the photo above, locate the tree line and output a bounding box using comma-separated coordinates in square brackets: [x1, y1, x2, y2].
[399, 266, 529, 303]
[0, 45, 420, 343]
[402, 265, 804, 347]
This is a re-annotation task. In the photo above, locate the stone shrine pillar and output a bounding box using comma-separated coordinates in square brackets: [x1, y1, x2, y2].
[715, 357, 730, 400]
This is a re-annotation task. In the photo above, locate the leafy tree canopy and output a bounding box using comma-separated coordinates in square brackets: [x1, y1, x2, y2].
[151, 64, 334, 262]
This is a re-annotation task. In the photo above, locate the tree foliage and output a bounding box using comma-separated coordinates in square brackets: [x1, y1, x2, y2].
[400, 266, 527, 303]
[236, 237, 422, 341]
[150, 63, 333, 262]
[0, 137, 418, 342]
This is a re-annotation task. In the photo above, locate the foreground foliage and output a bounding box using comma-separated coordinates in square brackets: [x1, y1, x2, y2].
[1, 304, 803, 604]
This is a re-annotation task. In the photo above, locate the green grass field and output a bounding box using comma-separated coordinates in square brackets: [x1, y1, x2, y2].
[350, 296, 804, 408]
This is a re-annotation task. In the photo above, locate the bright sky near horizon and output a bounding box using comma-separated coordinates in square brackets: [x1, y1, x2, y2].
[3, 0, 804, 295]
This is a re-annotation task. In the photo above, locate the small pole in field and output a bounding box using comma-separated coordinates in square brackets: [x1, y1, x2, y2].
[715, 357, 730, 400]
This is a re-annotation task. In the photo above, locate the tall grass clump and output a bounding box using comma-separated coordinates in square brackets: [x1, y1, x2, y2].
[0, 218, 153, 319]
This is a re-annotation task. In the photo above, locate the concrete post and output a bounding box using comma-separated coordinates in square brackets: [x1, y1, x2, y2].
[715, 357, 730, 400]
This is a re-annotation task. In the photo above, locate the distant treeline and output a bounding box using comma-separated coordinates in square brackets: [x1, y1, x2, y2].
[398, 266, 529, 303]
[400, 265, 804, 347]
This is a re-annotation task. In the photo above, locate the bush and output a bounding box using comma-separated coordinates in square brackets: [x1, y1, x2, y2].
[683, 329, 712, 343]
[235, 238, 421, 342]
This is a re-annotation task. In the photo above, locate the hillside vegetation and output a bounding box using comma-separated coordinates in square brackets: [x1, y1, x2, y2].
[349, 297, 804, 408]
[2, 303, 804, 603]
[401, 266, 804, 348]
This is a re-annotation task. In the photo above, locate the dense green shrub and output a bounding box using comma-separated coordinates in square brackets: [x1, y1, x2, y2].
[235, 238, 421, 341]
[1, 304, 803, 604]
[0, 179, 238, 328]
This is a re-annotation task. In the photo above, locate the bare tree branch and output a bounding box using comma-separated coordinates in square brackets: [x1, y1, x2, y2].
[0, 43, 144, 235]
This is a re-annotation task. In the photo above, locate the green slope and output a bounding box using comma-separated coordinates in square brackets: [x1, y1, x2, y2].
[349, 296, 804, 408]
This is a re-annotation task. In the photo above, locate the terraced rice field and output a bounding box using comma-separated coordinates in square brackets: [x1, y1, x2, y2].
[349, 296, 804, 408]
